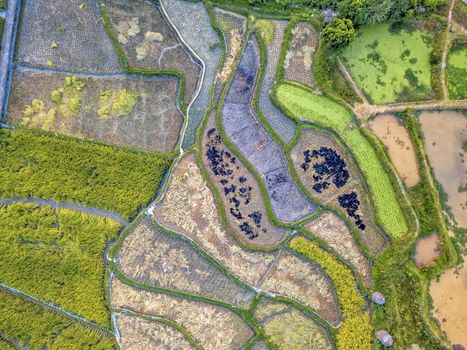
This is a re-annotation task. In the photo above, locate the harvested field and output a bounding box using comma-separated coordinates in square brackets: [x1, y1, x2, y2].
[419, 111, 467, 227]
[291, 127, 386, 254]
[111, 277, 254, 350]
[257, 301, 333, 350]
[259, 250, 341, 326]
[305, 211, 372, 287]
[201, 111, 287, 247]
[8, 68, 183, 153]
[213, 8, 246, 102]
[103, 0, 200, 104]
[162, 0, 222, 148]
[116, 216, 254, 307]
[369, 114, 420, 187]
[254, 299, 290, 322]
[154, 154, 275, 286]
[341, 23, 434, 104]
[223, 38, 316, 223]
[258, 20, 296, 144]
[16, 0, 121, 73]
[114, 312, 194, 350]
[284, 22, 318, 90]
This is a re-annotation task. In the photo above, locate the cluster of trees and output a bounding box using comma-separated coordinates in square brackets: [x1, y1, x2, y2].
[243, 0, 448, 46]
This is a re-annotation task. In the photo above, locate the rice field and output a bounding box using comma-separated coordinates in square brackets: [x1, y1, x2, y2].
[341, 23, 434, 104]
[275, 82, 408, 237]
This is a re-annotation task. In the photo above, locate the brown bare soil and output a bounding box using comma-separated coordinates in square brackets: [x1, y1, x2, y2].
[419, 111, 467, 227]
[201, 111, 287, 247]
[111, 277, 254, 350]
[16, 0, 121, 73]
[8, 68, 183, 153]
[291, 127, 386, 254]
[284, 22, 319, 90]
[305, 211, 372, 287]
[104, 0, 201, 104]
[369, 114, 420, 187]
[430, 263, 467, 347]
[414, 233, 441, 268]
[114, 312, 194, 350]
[259, 250, 341, 326]
[153, 154, 275, 286]
[116, 216, 254, 307]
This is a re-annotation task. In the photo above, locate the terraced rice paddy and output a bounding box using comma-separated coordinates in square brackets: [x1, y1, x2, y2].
[222, 38, 316, 223]
[16, 0, 121, 73]
[103, 0, 201, 104]
[162, 0, 222, 148]
[8, 69, 183, 153]
[111, 277, 254, 350]
[275, 82, 408, 237]
[291, 127, 385, 253]
[341, 23, 434, 104]
[202, 111, 287, 247]
[116, 216, 254, 306]
[258, 19, 296, 144]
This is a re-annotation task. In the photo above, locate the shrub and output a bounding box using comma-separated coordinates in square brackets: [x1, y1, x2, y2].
[322, 18, 356, 47]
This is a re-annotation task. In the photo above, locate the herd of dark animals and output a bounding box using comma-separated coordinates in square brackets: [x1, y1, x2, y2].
[301, 147, 366, 231]
[205, 127, 266, 240]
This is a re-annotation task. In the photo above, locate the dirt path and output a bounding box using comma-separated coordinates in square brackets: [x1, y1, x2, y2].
[0, 197, 129, 226]
[440, 0, 456, 101]
[0, 282, 113, 337]
[337, 57, 369, 105]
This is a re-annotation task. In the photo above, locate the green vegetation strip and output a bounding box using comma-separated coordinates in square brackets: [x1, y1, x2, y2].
[273, 82, 407, 237]
[0, 202, 122, 328]
[290, 236, 372, 350]
[0, 128, 171, 219]
[0, 289, 116, 349]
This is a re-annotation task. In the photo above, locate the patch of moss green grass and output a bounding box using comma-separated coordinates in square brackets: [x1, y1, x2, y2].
[0, 17, 4, 51]
[275, 82, 408, 237]
[447, 41, 467, 99]
[341, 23, 434, 104]
[0, 289, 116, 349]
[0, 203, 122, 328]
[0, 128, 171, 219]
[0, 0, 5, 9]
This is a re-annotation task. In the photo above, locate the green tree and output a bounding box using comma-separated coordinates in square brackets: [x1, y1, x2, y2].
[322, 17, 356, 47]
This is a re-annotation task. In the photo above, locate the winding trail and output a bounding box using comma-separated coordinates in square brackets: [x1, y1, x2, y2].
[0, 197, 128, 226]
[0, 282, 113, 337]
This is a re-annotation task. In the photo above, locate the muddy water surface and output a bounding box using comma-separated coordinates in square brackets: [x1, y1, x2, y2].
[430, 263, 467, 347]
[369, 114, 420, 187]
[414, 233, 441, 268]
[419, 111, 467, 228]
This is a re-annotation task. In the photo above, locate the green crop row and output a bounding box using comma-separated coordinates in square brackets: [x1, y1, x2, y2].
[0, 128, 171, 219]
[0, 202, 122, 328]
[0, 289, 116, 349]
[273, 82, 408, 237]
[290, 236, 372, 350]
